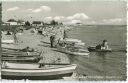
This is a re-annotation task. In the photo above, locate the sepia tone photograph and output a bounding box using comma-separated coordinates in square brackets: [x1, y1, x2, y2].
[1, 1, 127, 81]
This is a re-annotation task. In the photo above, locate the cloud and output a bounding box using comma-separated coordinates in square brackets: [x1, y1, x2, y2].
[64, 20, 82, 25]
[44, 17, 53, 22]
[7, 7, 19, 11]
[65, 13, 89, 25]
[32, 8, 42, 13]
[53, 16, 65, 22]
[43, 13, 89, 25]
[27, 9, 33, 11]
[40, 6, 51, 12]
[67, 13, 89, 21]
[31, 6, 51, 13]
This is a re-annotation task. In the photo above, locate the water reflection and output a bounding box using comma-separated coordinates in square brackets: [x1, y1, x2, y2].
[95, 52, 107, 80]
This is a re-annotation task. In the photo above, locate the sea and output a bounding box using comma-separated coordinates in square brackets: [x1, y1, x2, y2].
[67, 25, 127, 81]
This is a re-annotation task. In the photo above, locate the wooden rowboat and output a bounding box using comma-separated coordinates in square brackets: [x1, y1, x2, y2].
[2, 62, 77, 80]
[2, 51, 41, 57]
[2, 56, 41, 63]
[87, 46, 112, 52]
[54, 47, 89, 56]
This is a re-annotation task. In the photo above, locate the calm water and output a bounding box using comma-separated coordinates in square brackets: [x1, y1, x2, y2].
[67, 25, 127, 80]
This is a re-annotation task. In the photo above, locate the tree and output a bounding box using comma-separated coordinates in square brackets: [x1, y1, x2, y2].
[25, 21, 31, 26]
[50, 20, 58, 25]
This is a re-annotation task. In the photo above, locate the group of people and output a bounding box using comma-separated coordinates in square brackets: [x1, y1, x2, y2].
[50, 28, 68, 48]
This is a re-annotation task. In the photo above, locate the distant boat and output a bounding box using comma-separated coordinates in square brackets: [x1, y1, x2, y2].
[2, 62, 77, 80]
[87, 46, 112, 52]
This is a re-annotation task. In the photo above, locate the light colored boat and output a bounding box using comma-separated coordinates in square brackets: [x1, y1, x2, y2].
[54, 47, 89, 56]
[87, 46, 112, 52]
[2, 62, 77, 80]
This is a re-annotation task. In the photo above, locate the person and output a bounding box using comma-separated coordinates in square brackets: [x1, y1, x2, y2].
[101, 40, 109, 50]
[63, 30, 68, 39]
[12, 30, 18, 43]
[6, 31, 11, 35]
[96, 40, 109, 50]
[50, 35, 55, 48]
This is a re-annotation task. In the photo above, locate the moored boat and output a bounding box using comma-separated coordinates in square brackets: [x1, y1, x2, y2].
[87, 46, 112, 52]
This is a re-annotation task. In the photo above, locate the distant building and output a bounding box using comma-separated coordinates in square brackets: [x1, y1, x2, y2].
[6, 19, 18, 25]
[32, 21, 44, 26]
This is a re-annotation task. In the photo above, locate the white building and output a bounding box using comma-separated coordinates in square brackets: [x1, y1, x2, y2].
[6, 19, 18, 25]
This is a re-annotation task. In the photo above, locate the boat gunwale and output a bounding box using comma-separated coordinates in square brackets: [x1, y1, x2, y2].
[2, 64, 77, 70]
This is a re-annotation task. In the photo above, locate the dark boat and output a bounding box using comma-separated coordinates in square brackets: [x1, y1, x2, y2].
[2, 51, 41, 57]
[2, 56, 41, 63]
[2, 62, 77, 80]
[87, 46, 112, 52]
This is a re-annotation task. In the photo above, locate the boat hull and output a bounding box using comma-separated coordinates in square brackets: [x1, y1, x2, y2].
[2, 57, 40, 63]
[87, 46, 112, 52]
[54, 48, 89, 56]
[2, 64, 77, 80]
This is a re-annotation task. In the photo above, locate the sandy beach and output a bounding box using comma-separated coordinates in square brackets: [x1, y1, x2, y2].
[2, 26, 71, 65]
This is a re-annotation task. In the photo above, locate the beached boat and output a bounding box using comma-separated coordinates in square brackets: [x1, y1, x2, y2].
[2, 51, 41, 57]
[87, 46, 112, 52]
[2, 56, 41, 63]
[2, 47, 42, 57]
[2, 62, 77, 80]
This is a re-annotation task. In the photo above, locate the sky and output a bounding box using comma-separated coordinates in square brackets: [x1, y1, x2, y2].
[2, 1, 127, 25]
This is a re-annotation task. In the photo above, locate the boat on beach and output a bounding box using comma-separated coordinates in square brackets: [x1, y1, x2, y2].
[2, 51, 41, 57]
[2, 56, 41, 63]
[2, 48, 42, 62]
[2, 62, 77, 80]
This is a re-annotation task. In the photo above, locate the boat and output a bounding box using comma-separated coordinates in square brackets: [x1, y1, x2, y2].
[2, 47, 42, 57]
[54, 46, 89, 56]
[87, 46, 112, 52]
[59, 38, 85, 47]
[55, 38, 89, 56]
[2, 51, 41, 57]
[1, 62, 77, 80]
[2, 56, 41, 63]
